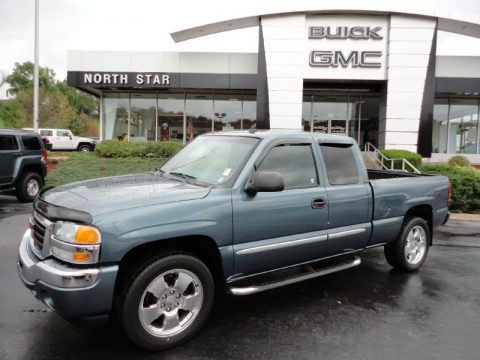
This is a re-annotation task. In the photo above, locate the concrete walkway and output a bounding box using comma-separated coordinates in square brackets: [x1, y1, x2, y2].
[449, 213, 480, 222]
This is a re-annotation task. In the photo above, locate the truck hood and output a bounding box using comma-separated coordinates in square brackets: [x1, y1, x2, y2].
[41, 173, 211, 217]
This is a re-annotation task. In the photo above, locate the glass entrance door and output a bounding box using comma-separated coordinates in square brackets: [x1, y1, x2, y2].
[303, 93, 380, 148]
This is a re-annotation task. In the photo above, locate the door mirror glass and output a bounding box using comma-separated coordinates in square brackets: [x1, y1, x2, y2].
[245, 171, 284, 194]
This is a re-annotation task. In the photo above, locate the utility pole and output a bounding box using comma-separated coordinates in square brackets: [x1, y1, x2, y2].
[33, 0, 39, 131]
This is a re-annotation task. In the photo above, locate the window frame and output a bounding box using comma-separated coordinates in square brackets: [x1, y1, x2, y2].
[21, 135, 42, 151]
[253, 139, 321, 191]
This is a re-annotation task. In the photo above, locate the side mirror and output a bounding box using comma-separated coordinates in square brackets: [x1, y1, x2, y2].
[245, 171, 284, 194]
[69, 134, 73, 140]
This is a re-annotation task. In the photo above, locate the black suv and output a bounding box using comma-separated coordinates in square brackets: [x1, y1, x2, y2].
[0, 129, 47, 202]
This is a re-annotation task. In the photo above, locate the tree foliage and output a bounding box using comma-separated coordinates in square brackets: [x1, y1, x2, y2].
[1, 61, 99, 136]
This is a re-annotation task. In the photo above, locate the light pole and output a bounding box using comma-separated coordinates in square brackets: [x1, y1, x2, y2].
[33, 0, 39, 132]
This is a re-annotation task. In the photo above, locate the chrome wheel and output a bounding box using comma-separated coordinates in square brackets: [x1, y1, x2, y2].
[138, 269, 203, 338]
[404, 225, 427, 265]
[26, 179, 39, 197]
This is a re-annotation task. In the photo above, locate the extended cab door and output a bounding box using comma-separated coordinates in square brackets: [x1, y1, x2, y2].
[232, 139, 329, 276]
[317, 142, 372, 255]
[0, 135, 20, 185]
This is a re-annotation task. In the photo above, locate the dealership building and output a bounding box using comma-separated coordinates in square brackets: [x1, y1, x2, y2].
[67, 2, 480, 161]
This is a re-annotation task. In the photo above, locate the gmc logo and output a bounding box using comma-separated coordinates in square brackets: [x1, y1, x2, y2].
[309, 50, 382, 68]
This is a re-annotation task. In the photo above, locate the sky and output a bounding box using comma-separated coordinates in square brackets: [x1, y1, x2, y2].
[1, 0, 480, 98]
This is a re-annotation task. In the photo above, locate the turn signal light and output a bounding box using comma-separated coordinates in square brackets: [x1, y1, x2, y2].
[72, 252, 90, 262]
[75, 226, 100, 244]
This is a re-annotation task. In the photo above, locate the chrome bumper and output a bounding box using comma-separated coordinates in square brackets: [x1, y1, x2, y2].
[17, 229, 118, 318]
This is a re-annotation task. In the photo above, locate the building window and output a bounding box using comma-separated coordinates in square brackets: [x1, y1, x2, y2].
[102, 91, 256, 143]
[158, 93, 185, 142]
[433, 97, 480, 154]
[103, 93, 129, 140]
[130, 94, 156, 141]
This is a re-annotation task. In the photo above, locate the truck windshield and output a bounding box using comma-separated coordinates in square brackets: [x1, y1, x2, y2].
[161, 135, 259, 186]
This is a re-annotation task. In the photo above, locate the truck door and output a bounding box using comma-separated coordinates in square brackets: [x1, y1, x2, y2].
[232, 140, 329, 276]
[0, 135, 20, 185]
[55, 130, 75, 150]
[318, 143, 371, 255]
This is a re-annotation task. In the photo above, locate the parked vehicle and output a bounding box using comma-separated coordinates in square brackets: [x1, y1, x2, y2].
[0, 129, 47, 202]
[24, 128, 96, 152]
[17, 131, 449, 350]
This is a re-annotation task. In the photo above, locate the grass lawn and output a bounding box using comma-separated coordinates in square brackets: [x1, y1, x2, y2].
[45, 152, 166, 187]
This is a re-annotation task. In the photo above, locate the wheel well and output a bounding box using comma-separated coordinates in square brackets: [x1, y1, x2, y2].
[77, 142, 93, 149]
[18, 165, 43, 182]
[405, 205, 433, 243]
[114, 236, 226, 298]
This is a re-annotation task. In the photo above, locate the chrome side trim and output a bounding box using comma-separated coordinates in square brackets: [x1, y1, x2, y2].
[328, 228, 366, 240]
[229, 256, 361, 296]
[236, 234, 328, 255]
[365, 242, 387, 249]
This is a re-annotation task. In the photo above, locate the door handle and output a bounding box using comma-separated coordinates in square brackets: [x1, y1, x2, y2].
[311, 198, 327, 209]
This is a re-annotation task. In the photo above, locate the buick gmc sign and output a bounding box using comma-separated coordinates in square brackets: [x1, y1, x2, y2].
[308, 25, 384, 68]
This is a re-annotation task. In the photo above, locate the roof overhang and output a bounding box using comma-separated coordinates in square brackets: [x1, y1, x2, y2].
[170, 3, 480, 42]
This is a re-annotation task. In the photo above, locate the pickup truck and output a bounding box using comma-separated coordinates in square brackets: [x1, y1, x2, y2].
[24, 128, 97, 152]
[17, 131, 449, 350]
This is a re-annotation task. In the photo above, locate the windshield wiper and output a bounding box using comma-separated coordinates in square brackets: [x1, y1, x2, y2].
[168, 172, 197, 182]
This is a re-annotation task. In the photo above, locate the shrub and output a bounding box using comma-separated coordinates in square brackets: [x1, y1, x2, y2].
[380, 149, 423, 170]
[448, 155, 470, 167]
[420, 163, 480, 212]
[95, 140, 183, 159]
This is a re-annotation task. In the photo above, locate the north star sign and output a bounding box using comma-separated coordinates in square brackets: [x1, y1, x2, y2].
[309, 26, 383, 68]
[82, 72, 171, 86]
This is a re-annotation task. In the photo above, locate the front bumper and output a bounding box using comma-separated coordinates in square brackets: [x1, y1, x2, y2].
[17, 229, 118, 319]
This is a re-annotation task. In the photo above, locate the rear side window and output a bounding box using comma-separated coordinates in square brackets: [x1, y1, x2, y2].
[258, 143, 318, 189]
[40, 130, 53, 136]
[0, 135, 19, 151]
[22, 136, 42, 151]
[320, 143, 359, 185]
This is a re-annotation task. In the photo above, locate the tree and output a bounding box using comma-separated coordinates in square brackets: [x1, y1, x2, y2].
[6, 62, 56, 95]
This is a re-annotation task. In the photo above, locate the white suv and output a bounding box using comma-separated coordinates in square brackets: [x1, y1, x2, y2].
[34, 129, 96, 152]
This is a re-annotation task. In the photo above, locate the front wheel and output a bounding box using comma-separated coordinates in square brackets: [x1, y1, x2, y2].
[118, 254, 214, 350]
[384, 216, 430, 272]
[78, 144, 93, 152]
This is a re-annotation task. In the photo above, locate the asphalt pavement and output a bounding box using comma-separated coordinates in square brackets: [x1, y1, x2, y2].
[1, 194, 480, 360]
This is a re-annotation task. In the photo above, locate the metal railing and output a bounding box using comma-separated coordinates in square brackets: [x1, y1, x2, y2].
[364, 142, 421, 174]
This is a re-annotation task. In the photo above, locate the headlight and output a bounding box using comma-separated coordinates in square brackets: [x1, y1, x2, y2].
[51, 221, 101, 264]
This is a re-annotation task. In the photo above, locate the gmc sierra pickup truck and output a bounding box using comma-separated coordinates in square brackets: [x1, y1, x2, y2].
[17, 131, 449, 350]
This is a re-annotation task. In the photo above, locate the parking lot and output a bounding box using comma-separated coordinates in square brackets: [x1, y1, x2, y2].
[1, 194, 479, 360]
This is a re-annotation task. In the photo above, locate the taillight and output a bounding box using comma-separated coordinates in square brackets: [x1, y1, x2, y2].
[448, 181, 452, 205]
[42, 147, 47, 166]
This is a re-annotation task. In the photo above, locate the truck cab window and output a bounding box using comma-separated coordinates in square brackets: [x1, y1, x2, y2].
[258, 143, 318, 189]
[320, 143, 359, 185]
[22, 136, 42, 151]
[0, 135, 19, 151]
[57, 131, 70, 137]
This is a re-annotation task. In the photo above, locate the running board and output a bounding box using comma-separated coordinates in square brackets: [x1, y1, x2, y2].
[228, 256, 361, 296]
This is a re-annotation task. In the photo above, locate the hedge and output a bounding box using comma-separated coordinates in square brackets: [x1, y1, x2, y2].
[380, 149, 423, 169]
[448, 155, 470, 167]
[95, 140, 183, 159]
[420, 163, 480, 212]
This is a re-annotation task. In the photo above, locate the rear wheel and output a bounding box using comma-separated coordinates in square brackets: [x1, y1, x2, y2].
[384, 216, 430, 272]
[15, 172, 42, 202]
[117, 254, 214, 350]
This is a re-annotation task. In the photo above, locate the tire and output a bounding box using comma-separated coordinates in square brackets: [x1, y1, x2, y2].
[117, 254, 214, 350]
[15, 172, 43, 202]
[78, 144, 93, 152]
[384, 216, 430, 272]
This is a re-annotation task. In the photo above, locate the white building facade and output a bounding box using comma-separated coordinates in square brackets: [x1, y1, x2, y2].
[68, 5, 480, 161]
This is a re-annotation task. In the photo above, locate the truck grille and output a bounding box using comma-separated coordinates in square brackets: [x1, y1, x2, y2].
[31, 212, 50, 253]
